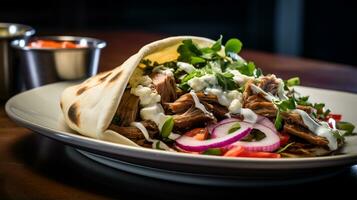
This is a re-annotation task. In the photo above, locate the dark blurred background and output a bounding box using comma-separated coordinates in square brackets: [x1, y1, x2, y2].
[1, 0, 356, 65]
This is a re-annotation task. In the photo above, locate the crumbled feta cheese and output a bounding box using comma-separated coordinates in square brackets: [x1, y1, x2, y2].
[228, 99, 242, 113]
[177, 62, 196, 73]
[188, 74, 217, 91]
[131, 85, 161, 106]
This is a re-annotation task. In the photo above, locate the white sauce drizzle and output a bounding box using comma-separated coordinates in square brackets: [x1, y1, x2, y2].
[240, 108, 258, 124]
[225, 113, 232, 118]
[153, 140, 175, 151]
[277, 79, 288, 100]
[293, 109, 338, 150]
[140, 103, 168, 131]
[131, 122, 154, 142]
[168, 132, 181, 140]
[250, 84, 277, 102]
[131, 122, 175, 151]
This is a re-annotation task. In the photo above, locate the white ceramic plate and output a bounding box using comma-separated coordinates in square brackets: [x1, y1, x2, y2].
[5, 82, 357, 186]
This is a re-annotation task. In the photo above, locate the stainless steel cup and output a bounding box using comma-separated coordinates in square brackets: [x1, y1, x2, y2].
[11, 36, 106, 89]
[0, 23, 35, 100]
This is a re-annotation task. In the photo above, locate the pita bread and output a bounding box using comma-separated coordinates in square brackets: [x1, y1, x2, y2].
[60, 36, 215, 145]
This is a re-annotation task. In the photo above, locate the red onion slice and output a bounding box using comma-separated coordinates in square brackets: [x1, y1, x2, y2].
[256, 116, 277, 132]
[209, 118, 241, 138]
[208, 116, 280, 152]
[175, 122, 252, 152]
[231, 123, 280, 152]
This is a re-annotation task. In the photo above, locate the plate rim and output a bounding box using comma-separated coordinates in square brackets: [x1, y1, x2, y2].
[5, 82, 357, 170]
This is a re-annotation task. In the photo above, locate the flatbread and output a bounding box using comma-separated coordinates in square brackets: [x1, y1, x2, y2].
[60, 36, 215, 145]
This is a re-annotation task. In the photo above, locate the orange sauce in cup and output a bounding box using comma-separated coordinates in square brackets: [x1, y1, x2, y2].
[28, 40, 86, 48]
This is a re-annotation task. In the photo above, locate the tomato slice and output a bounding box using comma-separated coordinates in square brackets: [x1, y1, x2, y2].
[223, 146, 245, 157]
[325, 114, 342, 122]
[223, 146, 281, 158]
[237, 151, 281, 158]
[277, 132, 290, 146]
[184, 128, 209, 141]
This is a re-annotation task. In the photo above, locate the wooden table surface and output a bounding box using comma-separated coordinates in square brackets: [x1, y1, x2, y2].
[1, 31, 357, 199]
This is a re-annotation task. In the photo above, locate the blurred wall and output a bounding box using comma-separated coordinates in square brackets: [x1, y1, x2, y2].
[1, 0, 356, 65]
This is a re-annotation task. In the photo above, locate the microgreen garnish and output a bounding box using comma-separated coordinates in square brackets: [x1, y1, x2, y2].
[161, 116, 174, 138]
[337, 121, 355, 136]
[286, 77, 300, 87]
[202, 148, 222, 156]
[225, 38, 242, 54]
[228, 122, 241, 134]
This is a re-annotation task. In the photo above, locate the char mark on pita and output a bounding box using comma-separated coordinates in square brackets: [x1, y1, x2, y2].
[68, 102, 80, 126]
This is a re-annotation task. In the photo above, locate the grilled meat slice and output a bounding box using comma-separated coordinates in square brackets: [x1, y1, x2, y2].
[166, 92, 228, 119]
[280, 142, 332, 157]
[108, 120, 159, 142]
[242, 79, 254, 104]
[244, 93, 268, 105]
[243, 92, 277, 117]
[280, 109, 314, 129]
[242, 77, 281, 118]
[257, 74, 280, 95]
[114, 89, 140, 126]
[166, 92, 219, 113]
[151, 73, 177, 104]
[244, 101, 277, 117]
[281, 111, 306, 128]
[201, 102, 228, 119]
[283, 123, 329, 146]
[135, 139, 154, 148]
[173, 107, 214, 132]
[296, 105, 313, 114]
[108, 126, 145, 140]
[165, 93, 192, 113]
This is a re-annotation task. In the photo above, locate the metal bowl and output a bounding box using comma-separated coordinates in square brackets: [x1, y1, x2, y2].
[0, 23, 35, 38]
[0, 23, 35, 100]
[11, 36, 106, 89]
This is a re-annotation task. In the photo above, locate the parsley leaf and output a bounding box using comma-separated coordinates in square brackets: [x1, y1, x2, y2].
[274, 110, 283, 130]
[313, 103, 325, 111]
[179, 70, 204, 91]
[211, 35, 222, 52]
[274, 98, 297, 130]
[191, 56, 205, 65]
[200, 47, 215, 59]
[254, 67, 264, 78]
[215, 72, 237, 90]
[177, 39, 202, 63]
[296, 96, 312, 106]
[240, 61, 256, 76]
[276, 98, 297, 111]
[227, 61, 256, 76]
